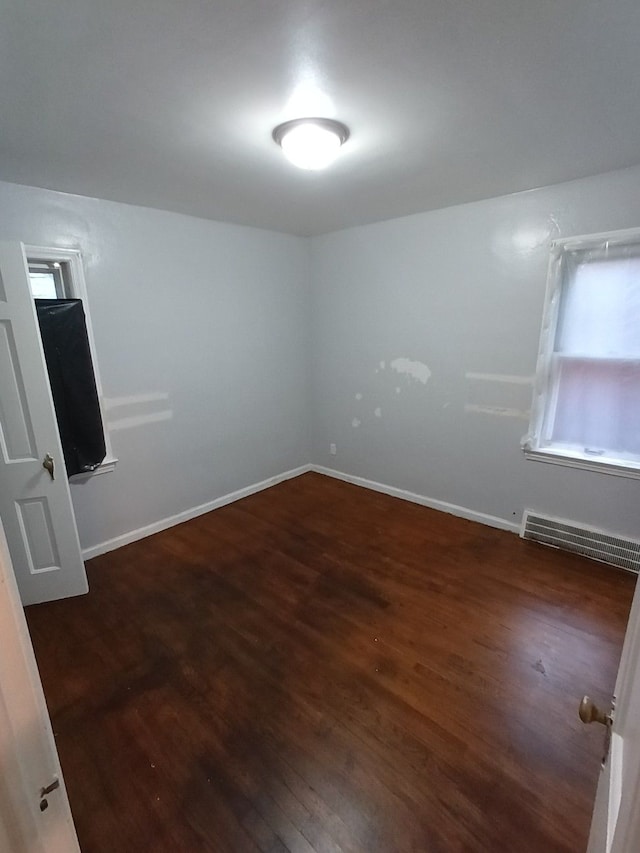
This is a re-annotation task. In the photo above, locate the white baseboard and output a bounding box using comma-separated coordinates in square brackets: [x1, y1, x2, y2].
[310, 464, 520, 534]
[82, 461, 518, 561]
[81, 464, 313, 560]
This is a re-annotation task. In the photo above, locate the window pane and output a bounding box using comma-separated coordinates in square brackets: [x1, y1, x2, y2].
[29, 271, 58, 299]
[548, 356, 640, 456]
[556, 256, 640, 358]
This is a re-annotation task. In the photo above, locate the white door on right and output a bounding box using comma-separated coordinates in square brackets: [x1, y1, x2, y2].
[0, 241, 87, 605]
[587, 572, 640, 852]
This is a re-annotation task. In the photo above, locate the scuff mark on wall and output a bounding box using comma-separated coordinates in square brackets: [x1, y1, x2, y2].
[390, 357, 431, 385]
[352, 417, 361, 428]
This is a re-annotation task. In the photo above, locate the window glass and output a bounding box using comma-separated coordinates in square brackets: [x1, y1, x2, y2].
[556, 257, 640, 357]
[547, 359, 640, 457]
[29, 271, 58, 299]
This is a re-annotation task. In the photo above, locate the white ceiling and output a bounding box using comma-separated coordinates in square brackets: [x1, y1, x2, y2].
[2, 0, 640, 236]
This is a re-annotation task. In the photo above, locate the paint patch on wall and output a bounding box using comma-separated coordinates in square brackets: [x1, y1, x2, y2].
[103, 392, 170, 410]
[464, 404, 530, 420]
[104, 390, 172, 432]
[107, 411, 173, 431]
[390, 357, 431, 385]
[353, 357, 429, 430]
[492, 215, 560, 263]
[465, 371, 533, 414]
[464, 372, 533, 386]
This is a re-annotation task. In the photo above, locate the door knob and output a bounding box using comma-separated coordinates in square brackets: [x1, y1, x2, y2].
[579, 695, 611, 727]
[42, 453, 55, 480]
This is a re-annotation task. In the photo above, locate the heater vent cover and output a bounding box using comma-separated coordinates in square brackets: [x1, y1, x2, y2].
[521, 511, 640, 574]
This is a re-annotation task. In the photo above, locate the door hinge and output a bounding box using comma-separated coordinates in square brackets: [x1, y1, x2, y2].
[579, 694, 616, 767]
[39, 777, 60, 812]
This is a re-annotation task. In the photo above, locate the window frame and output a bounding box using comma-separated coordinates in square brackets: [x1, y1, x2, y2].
[523, 225, 640, 480]
[25, 245, 117, 479]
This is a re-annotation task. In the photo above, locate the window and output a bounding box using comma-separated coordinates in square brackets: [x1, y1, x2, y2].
[28, 261, 67, 299]
[524, 227, 640, 478]
[25, 246, 117, 477]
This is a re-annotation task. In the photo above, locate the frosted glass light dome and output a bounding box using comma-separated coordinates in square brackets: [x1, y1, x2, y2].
[273, 118, 349, 170]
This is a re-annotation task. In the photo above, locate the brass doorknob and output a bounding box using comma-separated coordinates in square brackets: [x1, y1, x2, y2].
[42, 453, 55, 481]
[579, 695, 611, 726]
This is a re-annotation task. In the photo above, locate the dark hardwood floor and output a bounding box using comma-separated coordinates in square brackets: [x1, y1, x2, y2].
[26, 472, 635, 853]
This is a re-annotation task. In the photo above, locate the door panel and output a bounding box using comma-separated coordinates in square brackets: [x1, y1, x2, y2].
[0, 320, 38, 459]
[587, 573, 640, 852]
[0, 242, 87, 605]
[0, 520, 80, 852]
[15, 498, 61, 573]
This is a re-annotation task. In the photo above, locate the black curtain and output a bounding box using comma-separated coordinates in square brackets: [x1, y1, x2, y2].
[35, 299, 106, 477]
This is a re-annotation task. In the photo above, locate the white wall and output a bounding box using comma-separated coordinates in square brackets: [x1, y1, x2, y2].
[3, 164, 640, 558]
[0, 181, 311, 552]
[310, 165, 640, 539]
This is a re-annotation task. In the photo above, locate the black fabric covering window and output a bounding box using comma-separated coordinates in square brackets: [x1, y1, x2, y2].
[35, 299, 106, 477]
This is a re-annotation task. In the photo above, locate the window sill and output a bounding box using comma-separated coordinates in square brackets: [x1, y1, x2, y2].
[69, 455, 118, 482]
[524, 446, 640, 480]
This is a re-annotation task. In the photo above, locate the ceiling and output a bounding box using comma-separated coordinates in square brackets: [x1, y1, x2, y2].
[2, 0, 640, 236]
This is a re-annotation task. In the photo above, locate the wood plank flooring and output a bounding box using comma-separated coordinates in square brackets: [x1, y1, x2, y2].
[26, 472, 635, 853]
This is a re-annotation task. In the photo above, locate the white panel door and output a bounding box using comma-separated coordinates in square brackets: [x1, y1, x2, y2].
[0, 241, 87, 605]
[0, 520, 80, 852]
[587, 573, 640, 853]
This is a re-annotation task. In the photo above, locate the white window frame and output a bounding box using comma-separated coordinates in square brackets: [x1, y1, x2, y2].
[25, 245, 117, 478]
[523, 226, 640, 480]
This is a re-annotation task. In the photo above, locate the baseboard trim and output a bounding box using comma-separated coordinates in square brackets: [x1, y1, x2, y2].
[81, 464, 313, 560]
[82, 461, 518, 560]
[310, 464, 520, 534]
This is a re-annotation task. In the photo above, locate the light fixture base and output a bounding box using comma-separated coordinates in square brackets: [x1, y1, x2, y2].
[272, 117, 350, 147]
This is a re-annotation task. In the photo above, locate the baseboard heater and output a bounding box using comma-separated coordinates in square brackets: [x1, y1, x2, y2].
[521, 511, 640, 574]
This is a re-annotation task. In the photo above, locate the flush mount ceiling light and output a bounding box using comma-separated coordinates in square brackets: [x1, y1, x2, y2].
[272, 118, 350, 170]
